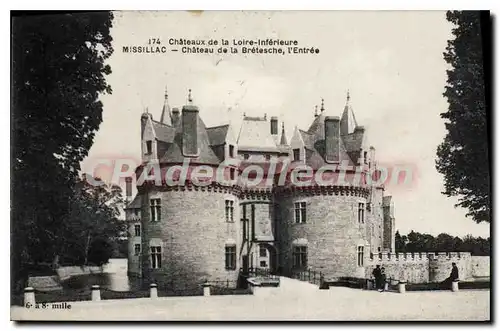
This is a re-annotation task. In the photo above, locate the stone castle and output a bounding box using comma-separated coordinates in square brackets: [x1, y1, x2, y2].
[125, 88, 488, 289]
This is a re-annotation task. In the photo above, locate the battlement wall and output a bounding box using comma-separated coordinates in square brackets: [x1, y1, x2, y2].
[367, 251, 471, 263]
[365, 251, 474, 284]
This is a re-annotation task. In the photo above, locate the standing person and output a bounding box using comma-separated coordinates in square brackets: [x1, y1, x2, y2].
[450, 262, 459, 281]
[372, 265, 381, 290]
[379, 267, 387, 292]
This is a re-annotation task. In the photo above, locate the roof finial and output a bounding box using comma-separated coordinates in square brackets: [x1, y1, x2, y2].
[320, 98, 325, 112]
[264, 113, 267, 120]
[346, 89, 350, 103]
[243, 112, 246, 117]
[145, 106, 149, 114]
[314, 105, 318, 117]
[280, 121, 288, 145]
[164, 85, 169, 100]
[188, 89, 193, 104]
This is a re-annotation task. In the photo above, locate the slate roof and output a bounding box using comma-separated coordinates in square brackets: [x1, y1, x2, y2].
[152, 120, 176, 143]
[206, 124, 229, 146]
[340, 103, 358, 135]
[307, 113, 326, 140]
[237, 116, 279, 152]
[296, 112, 366, 169]
[157, 113, 222, 165]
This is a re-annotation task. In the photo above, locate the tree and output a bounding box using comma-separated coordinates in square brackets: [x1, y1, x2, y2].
[436, 11, 490, 223]
[11, 12, 114, 292]
[61, 175, 126, 266]
[395, 231, 406, 252]
[396, 231, 490, 256]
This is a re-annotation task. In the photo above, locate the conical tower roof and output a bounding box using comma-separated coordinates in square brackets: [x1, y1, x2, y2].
[340, 91, 358, 135]
[160, 85, 171, 125]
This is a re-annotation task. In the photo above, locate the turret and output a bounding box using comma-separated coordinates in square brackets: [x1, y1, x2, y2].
[182, 89, 200, 157]
[160, 85, 170, 125]
[340, 91, 358, 136]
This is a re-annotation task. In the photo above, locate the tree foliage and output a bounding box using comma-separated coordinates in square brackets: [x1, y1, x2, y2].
[11, 12, 114, 291]
[395, 230, 490, 256]
[436, 11, 490, 223]
[60, 176, 126, 266]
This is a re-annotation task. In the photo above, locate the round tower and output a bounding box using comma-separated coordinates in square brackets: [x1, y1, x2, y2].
[278, 184, 369, 281]
[139, 179, 240, 292]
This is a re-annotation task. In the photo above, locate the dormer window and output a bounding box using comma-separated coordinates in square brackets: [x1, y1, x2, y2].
[293, 148, 300, 161]
[229, 145, 235, 158]
[146, 140, 152, 154]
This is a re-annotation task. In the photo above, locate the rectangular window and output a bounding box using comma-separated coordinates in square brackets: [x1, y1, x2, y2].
[225, 200, 234, 222]
[357, 246, 364, 267]
[364, 151, 368, 164]
[265, 154, 271, 161]
[260, 261, 267, 268]
[134, 244, 141, 256]
[225, 245, 236, 270]
[229, 145, 235, 158]
[293, 246, 307, 269]
[146, 140, 152, 154]
[134, 224, 141, 237]
[358, 202, 365, 223]
[259, 245, 267, 257]
[151, 246, 162, 269]
[243, 153, 249, 160]
[293, 148, 300, 161]
[294, 202, 306, 224]
[150, 199, 161, 222]
[230, 168, 235, 180]
[133, 209, 140, 217]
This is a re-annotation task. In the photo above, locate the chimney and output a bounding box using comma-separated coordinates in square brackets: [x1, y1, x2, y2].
[182, 105, 199, 157]
[270, 116, 278, 135]
[171, 108, 180, 127]
[324, 116, 340, 163]
[125, 177, 133, 201]
[141, 111, 151, 139]
[369, 146, 376, 169]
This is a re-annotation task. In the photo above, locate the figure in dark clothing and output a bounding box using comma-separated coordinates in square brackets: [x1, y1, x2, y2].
[441, 262, 460, 288]
[450, 262, 459, 281]
[372, 265, 381, 290]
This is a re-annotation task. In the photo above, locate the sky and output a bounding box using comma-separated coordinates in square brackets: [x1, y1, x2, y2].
[81, 10, 490, 238]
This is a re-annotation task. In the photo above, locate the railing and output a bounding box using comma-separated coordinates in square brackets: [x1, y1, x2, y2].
[291, 269, 323, 286]
[240, 267, 280, 280]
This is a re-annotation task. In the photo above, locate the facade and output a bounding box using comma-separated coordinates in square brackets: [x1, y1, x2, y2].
[125, 89, 397, 289]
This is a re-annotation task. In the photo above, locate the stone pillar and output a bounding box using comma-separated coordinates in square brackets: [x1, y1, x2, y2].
[24, 287, 35, 306]
[150, 283, 158, 298]
[398, 281, 406, 294]
[452, 280, 459, 292]
[91, 285, 101, 301]
[202, 281, 211, 297]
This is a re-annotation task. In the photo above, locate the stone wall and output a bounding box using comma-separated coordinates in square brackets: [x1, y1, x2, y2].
[471, 256, 490, 278]
[367, 187, 384, 254]
[127, 212, 142, 277]
[278, 191, 368, 280]
[56, 265, 103, 281]
[140, 184, 240, 290]
[364, 252, 479, 283]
